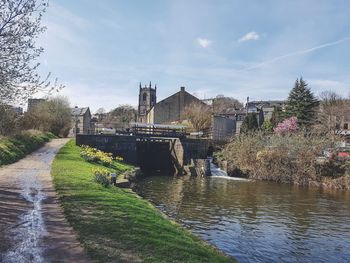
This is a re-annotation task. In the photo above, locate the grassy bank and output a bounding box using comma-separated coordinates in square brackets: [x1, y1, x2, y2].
[51, 140, 235, 263]
[0, 131, 56, 166]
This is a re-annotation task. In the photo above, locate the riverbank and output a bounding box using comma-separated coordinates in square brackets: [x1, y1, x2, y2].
[216, 132, 350, 190]
[0, 131, 55, 166]
[51, 140, 235, 263]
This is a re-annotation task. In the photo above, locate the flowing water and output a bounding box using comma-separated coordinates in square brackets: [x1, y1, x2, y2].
[2, 170, 47, 263]
[133, 174, 350, 263]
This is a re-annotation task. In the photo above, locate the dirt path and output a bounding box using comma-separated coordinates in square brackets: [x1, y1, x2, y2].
[0, 139, 93, 263]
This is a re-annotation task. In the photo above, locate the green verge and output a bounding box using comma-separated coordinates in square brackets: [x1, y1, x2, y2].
[0, 131, 56, 166]
[51, 140, 236, 263]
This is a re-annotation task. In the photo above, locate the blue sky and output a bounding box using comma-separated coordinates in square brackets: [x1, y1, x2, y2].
[37, 0, 350, 112]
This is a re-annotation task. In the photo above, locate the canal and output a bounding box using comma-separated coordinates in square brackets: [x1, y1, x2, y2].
[133, 175, 350, 263]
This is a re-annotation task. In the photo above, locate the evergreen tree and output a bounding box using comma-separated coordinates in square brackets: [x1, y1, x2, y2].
[240, 113, 258, 133]
[284, 77, 319, 127]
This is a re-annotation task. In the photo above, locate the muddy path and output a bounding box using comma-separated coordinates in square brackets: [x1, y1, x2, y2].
[0, 139, 92, 263]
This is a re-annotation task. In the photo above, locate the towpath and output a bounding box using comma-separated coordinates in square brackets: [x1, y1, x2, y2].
[0, 139, 92, 263]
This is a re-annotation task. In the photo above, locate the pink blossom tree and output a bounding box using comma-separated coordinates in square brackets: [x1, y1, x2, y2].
[274, 117, 298, 136]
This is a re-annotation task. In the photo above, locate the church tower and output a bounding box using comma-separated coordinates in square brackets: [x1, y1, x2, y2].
[137, 81, 157, 123]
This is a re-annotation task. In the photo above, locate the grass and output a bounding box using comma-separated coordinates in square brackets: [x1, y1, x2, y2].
[0, 131, 56, 166]
[51, 140, 236, 263]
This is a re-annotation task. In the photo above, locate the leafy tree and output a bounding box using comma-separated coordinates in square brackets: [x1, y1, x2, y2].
[284, 77, 319, 127]
[240, 113, 258, 133]
[0, 0, 62, 103]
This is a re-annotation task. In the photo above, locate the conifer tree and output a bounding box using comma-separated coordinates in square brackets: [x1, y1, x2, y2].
[284, 77, 319, 127]
[240, 113, 258, 133]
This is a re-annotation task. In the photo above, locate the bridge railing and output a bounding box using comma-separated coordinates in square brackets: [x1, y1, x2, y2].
[132, 126, 187, 138]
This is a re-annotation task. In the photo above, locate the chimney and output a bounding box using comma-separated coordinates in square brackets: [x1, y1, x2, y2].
[180, 86, 185, 92]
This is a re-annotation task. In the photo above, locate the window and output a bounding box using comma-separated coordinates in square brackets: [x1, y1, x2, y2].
[143, 93, 147, 101]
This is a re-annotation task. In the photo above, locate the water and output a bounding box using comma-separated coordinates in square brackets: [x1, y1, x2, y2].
[2, 170, 47, 263]
[209, 159, 250, 181]
[133, 175, 350, 263]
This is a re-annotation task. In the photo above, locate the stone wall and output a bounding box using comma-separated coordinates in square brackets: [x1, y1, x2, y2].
[76, 134, 138, 163]
[212, 116, 236, 141]
[181, 138, 210, 164]
[148, 87, 209, 124]
[76, 134, 210, 174]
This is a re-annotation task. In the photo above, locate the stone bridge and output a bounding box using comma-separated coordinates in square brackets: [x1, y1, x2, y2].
[76, 134, 211, 174]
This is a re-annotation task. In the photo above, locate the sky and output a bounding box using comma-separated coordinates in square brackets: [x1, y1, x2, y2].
[36, 0, 350, 112]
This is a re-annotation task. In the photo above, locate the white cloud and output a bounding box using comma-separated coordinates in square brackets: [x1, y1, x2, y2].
[238, 31, 260, 42]
[196, 38, 212, 48]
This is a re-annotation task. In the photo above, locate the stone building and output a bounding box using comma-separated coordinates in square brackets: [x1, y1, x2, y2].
[71, 106, 92, 135]
[137, 82, 157, 123]
[247, 100, 286, 121]
[27, 98, 46, 112]
[146, 86, 208, 124]
[137, 83, 208, 124]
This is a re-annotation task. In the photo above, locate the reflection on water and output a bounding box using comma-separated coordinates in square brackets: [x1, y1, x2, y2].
[133, 175, 350, 263]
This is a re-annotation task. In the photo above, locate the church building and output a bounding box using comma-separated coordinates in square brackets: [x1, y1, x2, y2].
[137, 82, 208, 124]
[137, 82, 157, 123]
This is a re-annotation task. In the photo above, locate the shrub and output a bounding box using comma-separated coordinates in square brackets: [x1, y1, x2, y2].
[261, 120, 273, 133]
[274, 117, 298, 136]
[92, 168, 111, 187]
[215, 132, 264, 176]
[218, 131, 345, 187]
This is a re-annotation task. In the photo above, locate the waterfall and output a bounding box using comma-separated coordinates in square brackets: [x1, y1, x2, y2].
[208, 158, 250, 181]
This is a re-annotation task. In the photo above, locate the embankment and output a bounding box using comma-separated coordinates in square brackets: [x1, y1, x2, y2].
[216, 132, 350, 190]
[51, 140, 235, 263]
[0, 131, 55, 166]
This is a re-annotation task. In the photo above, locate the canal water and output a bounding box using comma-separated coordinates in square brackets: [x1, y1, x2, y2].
[133, 175, 350, 263]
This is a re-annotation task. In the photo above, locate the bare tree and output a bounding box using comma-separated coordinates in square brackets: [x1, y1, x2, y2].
[183, 102, 212, 131]
[0, 0, 62, 104]
[22, 96, 72, 137]
[0, 104, 22, 135]
[102, 105, 137, 129]
[95, 107, 106, 115]
[212, 96, 243, 114]
[317, 91, 350, 133]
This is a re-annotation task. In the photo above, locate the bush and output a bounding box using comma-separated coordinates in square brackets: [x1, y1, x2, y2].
[274, 117, 298, 136]
[92, 168, 111, 187]
[217, 131, 349, 188]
